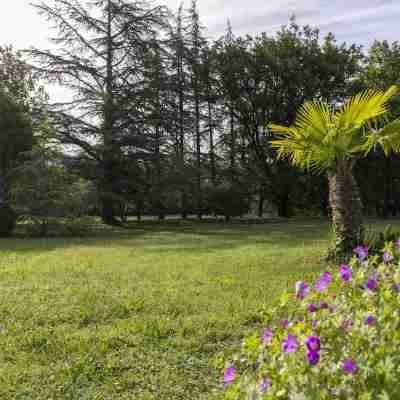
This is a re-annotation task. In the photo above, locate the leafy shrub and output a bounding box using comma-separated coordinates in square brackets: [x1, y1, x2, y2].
[0, 204, 16, 237]
[61, 216, 93, 237]
[364, 225, 400, 255]
[206, 185, 250, 221]
[23, 216, 62, 238]
[222, 241, 400, 399]
[22, 216, 92, 238]
[11, 148, 96, 237]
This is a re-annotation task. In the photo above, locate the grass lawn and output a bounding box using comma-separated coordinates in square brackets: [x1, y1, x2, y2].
[0, 219, 393, 399]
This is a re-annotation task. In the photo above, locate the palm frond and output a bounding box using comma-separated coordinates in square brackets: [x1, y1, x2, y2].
[336, 85, 398, 130]
[268, 86, 400, 174]
[294, 101, 333, 140]
[366, 118, 400, 156]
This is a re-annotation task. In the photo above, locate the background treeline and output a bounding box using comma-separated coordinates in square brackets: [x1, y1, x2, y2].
[1, 0, 400, 235]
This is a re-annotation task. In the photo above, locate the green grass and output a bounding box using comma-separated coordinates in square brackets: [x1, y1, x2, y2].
[0, 219, 392, 399]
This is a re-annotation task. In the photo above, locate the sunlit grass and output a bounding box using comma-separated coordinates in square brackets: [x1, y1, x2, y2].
[0, 219, 393, 399]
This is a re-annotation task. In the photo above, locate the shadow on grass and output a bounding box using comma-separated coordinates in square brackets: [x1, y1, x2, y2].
[0, 219, 333, 256]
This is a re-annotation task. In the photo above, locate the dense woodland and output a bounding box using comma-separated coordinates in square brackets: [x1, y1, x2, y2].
[2, 0, 400, 233]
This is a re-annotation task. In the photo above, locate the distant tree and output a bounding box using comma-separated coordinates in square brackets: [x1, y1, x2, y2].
[358, 40, 400, 217]
[0, 46, 38, 236]
[168, 4, 190, 218]
[186, 0, 207, 219]
[214, 21, 362, 218]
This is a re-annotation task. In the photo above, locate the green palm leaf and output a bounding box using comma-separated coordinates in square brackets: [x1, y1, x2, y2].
[269, 85, 400, 173]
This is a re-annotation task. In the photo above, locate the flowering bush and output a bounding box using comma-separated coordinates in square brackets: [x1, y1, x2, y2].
[223, 241, 400, 399]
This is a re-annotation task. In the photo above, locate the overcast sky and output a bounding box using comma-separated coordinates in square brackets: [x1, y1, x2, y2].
[2, 0, 400, 50]
[1, 0, 400, 100]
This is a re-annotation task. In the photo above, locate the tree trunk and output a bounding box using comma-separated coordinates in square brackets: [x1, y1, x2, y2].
[328, 166, 364, 259]
[155, 126, 165, 221]
[229, 106, 236, 183]
[0, 172, 7, 205]
[208, 100, 217, 188]
[101, 193, 117, 225]
[258, 185, 264, 218]
[101, 0, 118, 226]
[195, 89, 202, 220]
[276, 192, 292, 218]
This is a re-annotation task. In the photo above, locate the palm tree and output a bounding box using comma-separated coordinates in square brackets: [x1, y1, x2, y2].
[269, 86, 400, 258]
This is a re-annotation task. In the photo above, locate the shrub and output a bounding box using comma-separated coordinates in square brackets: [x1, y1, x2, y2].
[364, 225, 400, 255]
[61, 216, 93, 237]
[0, 204, 16, 237]
[207, 185, 250, 221]
[222, 241, 400, 399]
[23, 216, 62, 238]
[22, 216, 93, 238]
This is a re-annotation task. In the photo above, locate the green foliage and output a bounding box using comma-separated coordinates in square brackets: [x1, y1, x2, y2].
[0, 204, 16, 237]
[62, 216, 93, 238]
[223, 241, 400, 399]
[21, 216, 93, 238]
[23, 216, 62, 238]
[0, 88, 33, 175]
[11, 148, 96, 237]
[206, 185, 250, 220]
[364, 225, 400, 255]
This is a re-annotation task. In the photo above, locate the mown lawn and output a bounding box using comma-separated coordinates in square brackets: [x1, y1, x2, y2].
[0, 219, 391, 399]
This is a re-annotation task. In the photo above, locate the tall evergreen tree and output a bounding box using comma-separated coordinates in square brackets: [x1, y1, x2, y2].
[29, 0, 167, 224]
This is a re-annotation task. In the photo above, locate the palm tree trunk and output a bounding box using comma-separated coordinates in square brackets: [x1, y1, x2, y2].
[328, 165, 364, 259]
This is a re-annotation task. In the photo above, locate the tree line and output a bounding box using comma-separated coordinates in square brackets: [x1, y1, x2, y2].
[1, 0, 400, 234]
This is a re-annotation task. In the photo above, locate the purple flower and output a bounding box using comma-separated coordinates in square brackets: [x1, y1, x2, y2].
[308, 303, 318, 313]
[311, 319, 318, 328]
[283, 333, 299, 353]
[259, 376, 270, 393]
[393, 283, 400, 292]
[383, 251, 394, 264]
[354, 245, 369, 261]
[315, 271, 332, 292]
[261, 328, 273, 344]
[371, 271, 380, 280]
[342, 358, 358, 375]
[224, 367, 236, 386]
[339, 264, 352, 282]
[307, 350, 320, 366]
[295, 281, 310, 300]
[281, 319, 289, 329]
[365, 315, 377, 326]
[366, 278, 378, 291]
[305, 336, 321, 352]
[396, 239, 400, 249]
[320, 302, 329, 310]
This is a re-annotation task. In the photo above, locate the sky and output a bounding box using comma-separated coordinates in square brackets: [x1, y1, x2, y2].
[1, 0, 400, 100]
